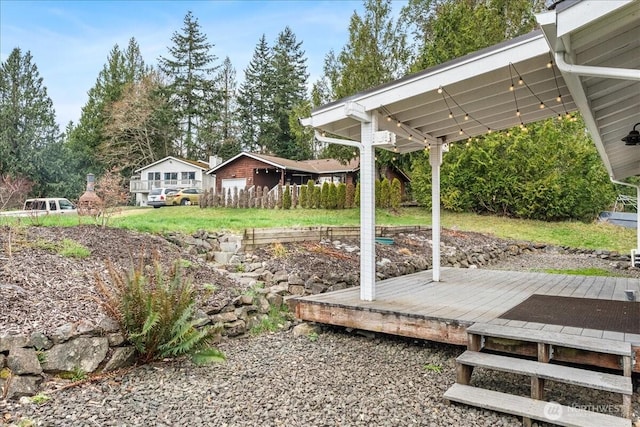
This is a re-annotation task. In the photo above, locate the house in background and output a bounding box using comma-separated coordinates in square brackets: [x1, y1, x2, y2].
[130, 156, 220, 206]
[207, 151, 412, 198]
[206, 152, 361, 195]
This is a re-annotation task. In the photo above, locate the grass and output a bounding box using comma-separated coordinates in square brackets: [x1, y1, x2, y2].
[4, 206, 636, 253]
[250, 304, 291, 335]
[538, 267, 621, 277]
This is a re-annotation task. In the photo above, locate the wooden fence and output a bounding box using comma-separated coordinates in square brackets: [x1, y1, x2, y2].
[241, 225, 431, 250]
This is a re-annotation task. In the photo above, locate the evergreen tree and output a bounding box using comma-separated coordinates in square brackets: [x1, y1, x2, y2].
[237, 35, 276, 153]
[270, 27, 309, 159]
[402, 0, 543, 71]
[0, 48, 61, 195]
[319, 0, 408, 163]
[208, 57, 241, 160]
[67, 38, 149, 173]
[159, 11, 219, 159]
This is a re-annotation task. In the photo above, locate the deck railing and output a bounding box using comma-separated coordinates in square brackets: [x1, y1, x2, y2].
[129, 179, 202, 192]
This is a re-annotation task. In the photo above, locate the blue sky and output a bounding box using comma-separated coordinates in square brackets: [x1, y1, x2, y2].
[0, 0, 384, 129]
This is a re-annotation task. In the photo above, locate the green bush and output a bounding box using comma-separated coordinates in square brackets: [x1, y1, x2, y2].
[354, 182, 360, 207]
[379, 178, 391, 209]
[337, 183, 346, 209]
[411, 115, 615, 221]
[96, 259, 225, 365]
[300, 185, 308, 208]
[283, 184, 292, 210]
[390, 178, 402, 210]
[320, 182, 330, 208]
[327, 183, 337, 209]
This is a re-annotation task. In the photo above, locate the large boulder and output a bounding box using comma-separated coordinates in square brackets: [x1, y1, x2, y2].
[42, 337, 109, 373]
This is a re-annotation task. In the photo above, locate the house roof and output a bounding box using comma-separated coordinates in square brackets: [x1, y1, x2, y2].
[301, 0, 640, 182]
[134, 156, 209, 173]
[207, 152, 360, 175]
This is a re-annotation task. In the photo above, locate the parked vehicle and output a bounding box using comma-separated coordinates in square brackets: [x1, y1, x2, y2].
[170, 188, 203, 206]
[0, 198, 77, 217]
[148, 188, 178, 208]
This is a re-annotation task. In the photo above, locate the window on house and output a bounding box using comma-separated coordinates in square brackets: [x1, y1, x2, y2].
[148, 172, 161, 189]
[181, 171, 195, 185]
[164, 172, 178, 185]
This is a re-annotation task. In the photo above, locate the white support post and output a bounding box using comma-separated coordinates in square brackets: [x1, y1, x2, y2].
[360, 116, 377, 301]
[637, 185, 640, 252]
[430, 140, 445, 282]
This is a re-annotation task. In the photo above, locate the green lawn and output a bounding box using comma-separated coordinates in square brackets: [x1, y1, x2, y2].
[3, 206, 635, 253]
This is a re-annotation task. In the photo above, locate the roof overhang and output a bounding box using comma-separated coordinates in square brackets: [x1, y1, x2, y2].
[302, 0, 639, 180]
[538, 0, 640, 181]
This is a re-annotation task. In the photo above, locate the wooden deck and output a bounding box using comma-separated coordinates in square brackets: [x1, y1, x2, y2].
[295, 268, 640, 372]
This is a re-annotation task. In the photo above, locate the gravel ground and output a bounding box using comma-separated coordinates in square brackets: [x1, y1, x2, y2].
[1, 246, 639, 426]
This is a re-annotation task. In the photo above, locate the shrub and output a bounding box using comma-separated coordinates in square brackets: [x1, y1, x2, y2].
[312, 185, 321, 209]
[300, 185, 308, 209]
[354, 182, 360, 207]
[306, 180, 315, 208]
[390, 178, 402, 210]
[337, 183, 346, 209]
[96, 259, 225, 365]
[345, 183, 355, 208]
[327, 183, 337, 209]
[320, 182, 330, 208]
[379, 178, 391, 208]
[283, 184, 292, 210]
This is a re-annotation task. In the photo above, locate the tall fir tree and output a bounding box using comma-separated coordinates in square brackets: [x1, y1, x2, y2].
[318, 0, 408, 164]
[0, 48, 61, 195]
[270, 26, 309, 159]
[402, 0, 543, 71]
[202, 56, 241, 160]
[237, 35, 276, 153]
[67, 38, 149, 173]
[158, 11, 219, 159]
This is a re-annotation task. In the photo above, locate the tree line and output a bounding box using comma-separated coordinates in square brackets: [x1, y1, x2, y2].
[0, 0, 619, 220]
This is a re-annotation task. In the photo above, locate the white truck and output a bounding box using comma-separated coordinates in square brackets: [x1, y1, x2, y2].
[0, 198, 77, 217]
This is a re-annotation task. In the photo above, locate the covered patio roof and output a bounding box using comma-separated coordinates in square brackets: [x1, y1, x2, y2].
[301, 0, 640, 301]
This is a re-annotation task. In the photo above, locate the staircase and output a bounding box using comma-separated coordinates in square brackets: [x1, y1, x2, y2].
[444, 322, 634, 427]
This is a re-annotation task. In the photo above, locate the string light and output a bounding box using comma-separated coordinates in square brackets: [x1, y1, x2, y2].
[448, 111, 454, 119]
[556, 94, 562, 103]
[516, 109, 521, 117]
[408, 134, 413, 141]
[509, 84, 515, 91]
[396, 121, 401, 127]
[437, 87, 443, 94]
[547, 61, 553, 69]
[464, 114, 469, 121]
[459, 129, 464, 135]
[539, 102, 545, 109]
[518, 77, 524, 85]
[387, 116, 392, 122]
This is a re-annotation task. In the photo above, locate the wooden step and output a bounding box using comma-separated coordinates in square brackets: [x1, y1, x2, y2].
[456, 351, 632, 395]
[467, 323, 632, 356]
[444, 383, 631, 427]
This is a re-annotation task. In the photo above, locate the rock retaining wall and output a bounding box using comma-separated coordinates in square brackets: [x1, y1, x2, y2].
[2, 228, 633, 400]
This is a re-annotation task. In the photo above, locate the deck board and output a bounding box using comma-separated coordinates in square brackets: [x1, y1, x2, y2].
[295, 267, 640, 372]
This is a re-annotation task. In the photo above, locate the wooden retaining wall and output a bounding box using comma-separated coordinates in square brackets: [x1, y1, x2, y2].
[241, 225, 431, 250]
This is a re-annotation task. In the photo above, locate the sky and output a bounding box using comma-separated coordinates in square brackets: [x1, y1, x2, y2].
[0, 0, 384, 129]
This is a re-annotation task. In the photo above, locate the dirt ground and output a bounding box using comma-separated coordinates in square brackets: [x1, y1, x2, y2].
[0, 224, 634, 336]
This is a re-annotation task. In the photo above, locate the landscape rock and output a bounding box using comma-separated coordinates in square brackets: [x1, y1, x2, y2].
[102, 346, 136, 372]
[7, 348, 42, 375]
[29, 332, 52, 351]
[42, 337, 109, 373]
[0, 335, 31, 352]
[292, 323, 318, 337]
[2, 375, 41, 399]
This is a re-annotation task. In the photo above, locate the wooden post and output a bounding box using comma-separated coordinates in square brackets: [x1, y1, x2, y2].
[468, 333, 482, 352]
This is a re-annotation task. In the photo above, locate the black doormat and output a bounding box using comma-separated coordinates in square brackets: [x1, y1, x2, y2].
[498, 295, 640, 334]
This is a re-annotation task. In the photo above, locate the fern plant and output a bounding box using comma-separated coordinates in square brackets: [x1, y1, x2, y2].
[96, 258, 225, 365]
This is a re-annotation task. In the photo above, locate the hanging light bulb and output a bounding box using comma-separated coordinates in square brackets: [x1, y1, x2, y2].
[516, 109, 521, 117]
[459, 129, 464, 135]
[547, 61, 553, 69]
[387, 116, 392, 122]
[392, 156, 396, 161]
[464, 114, 469, 121]
[448, 111, 453, 119]
[487, 128, 492, 134]
[437, 87, 443, 94]
[557, 114, 562, 121]
[539, 102, 545, 109]
[565, 112, 571, 120]
[424, 138, 429, 144]
[518, 77, 524, 85]
[408, 134, 413, 141]
[556, 94, 562, 103]
[509, 84, 515, 91]
[506, 131, 511, 137]
[396, 121, 401, 127]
